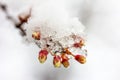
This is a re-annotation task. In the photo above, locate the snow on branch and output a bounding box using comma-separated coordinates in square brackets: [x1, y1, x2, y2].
[0, 1, 87, 68]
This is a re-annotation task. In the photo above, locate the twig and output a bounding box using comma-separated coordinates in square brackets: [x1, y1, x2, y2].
[0, 2, 31, 36]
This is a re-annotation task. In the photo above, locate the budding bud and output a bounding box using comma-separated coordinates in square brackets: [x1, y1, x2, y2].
[61, 54, 69, 68]
[79, 40, 85, 46]
[73, 40, 85, 48]
[62, 59, 69, 68]
[32, 31, 40, 40]
[75, 55, 86, 64]
[38, 50, 48, 63]
[53, 55, 61, 68]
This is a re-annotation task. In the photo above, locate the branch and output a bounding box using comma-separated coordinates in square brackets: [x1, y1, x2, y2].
[0, 2, 31, 36]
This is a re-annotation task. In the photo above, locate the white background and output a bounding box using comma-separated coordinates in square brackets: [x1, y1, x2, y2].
[0, 0, 120, 80]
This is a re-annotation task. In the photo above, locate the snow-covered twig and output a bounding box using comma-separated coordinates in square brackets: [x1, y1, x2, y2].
[0, 1, 87, 68]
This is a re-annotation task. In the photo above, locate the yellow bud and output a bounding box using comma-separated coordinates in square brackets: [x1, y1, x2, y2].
[32, 31, 40, 40]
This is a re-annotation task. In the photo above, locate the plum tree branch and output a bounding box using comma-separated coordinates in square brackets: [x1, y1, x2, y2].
[0, 2, 31, 36]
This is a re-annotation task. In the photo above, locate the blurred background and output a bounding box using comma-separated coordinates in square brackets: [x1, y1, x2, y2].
[0, 0, 120, 80]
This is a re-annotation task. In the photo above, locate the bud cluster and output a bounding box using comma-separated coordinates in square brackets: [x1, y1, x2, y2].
[32, 31, 87, 68]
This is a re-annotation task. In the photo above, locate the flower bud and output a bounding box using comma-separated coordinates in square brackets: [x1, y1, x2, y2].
[32, 31, 40, 40]
[53, 55, 61, 68]
[61, 54, 69, 68]
[79, 40, 85, 46]
[73, 40, 85, 48]
[62, 59, 69, 68]
[38, 50, 48, 63]
[75, 55, 86, 64]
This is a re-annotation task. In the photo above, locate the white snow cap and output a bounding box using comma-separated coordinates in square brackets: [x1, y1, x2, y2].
[23, 0, 85, 42]
[21, 0, 87, 65]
